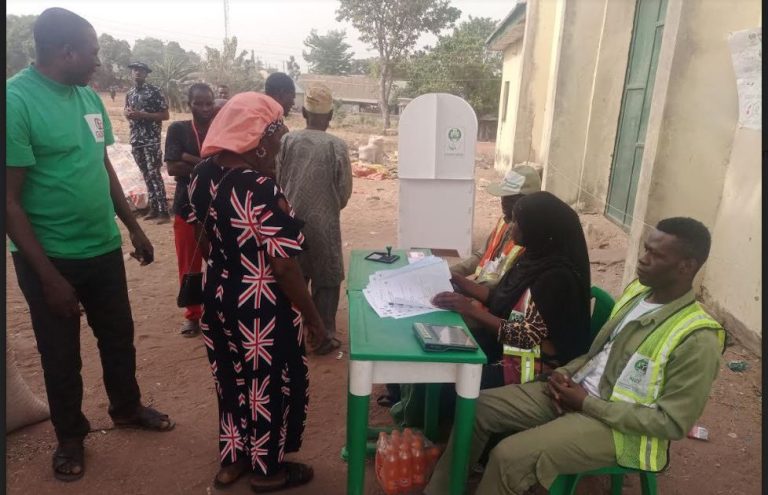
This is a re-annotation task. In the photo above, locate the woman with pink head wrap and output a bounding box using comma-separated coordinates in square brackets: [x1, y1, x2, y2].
[187, 92, 322, 491]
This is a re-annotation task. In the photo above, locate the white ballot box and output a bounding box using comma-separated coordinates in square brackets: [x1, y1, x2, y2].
[398, 93, 477, 258]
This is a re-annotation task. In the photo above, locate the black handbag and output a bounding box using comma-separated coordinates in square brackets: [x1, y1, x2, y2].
[176, 169, 233, 308]
[177, 272, 204, 307]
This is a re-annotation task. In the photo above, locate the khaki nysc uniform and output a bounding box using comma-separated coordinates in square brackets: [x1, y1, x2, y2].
[425, 280, 724, 495]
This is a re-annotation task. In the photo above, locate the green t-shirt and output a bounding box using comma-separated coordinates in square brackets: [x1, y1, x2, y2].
[6, 66, 122, 259]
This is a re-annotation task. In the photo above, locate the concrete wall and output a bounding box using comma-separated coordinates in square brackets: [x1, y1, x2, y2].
[622, 0, 762, 352]
[573, 1, 637, 212]
[701, 127, 762, 351]
[542, 0, 607, 204]
[518, 0, 558, 166]
[494, 43, 524, 171]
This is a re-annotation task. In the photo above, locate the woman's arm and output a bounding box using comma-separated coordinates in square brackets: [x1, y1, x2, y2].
[431, 292, 504, 333]
[267, 195, 324, 347]
[451, 275, 491, 303]
[270, 256, 324, 346]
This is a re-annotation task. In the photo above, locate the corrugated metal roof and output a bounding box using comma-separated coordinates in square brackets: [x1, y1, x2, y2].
[485, 1, 527, 51]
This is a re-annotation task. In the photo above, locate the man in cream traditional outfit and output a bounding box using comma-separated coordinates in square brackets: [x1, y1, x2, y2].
[276, 84, 353, 355]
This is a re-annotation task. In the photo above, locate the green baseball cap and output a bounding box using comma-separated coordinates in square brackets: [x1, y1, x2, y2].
[486, 165, 542, 197]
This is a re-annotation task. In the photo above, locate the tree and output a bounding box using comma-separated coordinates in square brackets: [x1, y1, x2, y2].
[6, 15, 37, 79]
[336, 0, 460, 129]
[302, 29, 354, 75]
[131, 37, 166, 68]
[286, 55, 301, 80]
[405, 17, 502, 117]
[165, 41, 202, 67]
[202, 37, 264, 95]
[93, 33, 132, 90]
[153, 55, 197, 112]
[349, 57, 376, 76]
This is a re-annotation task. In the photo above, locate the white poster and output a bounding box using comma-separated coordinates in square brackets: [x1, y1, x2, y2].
[728, 27, 761, 130]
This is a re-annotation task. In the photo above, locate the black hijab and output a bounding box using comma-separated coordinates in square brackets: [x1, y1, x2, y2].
[486, 191, 591, 365]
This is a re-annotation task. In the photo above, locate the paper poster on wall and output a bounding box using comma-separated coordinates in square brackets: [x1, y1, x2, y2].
[444, 127, 465, 155]
[728, 27, 761, 130]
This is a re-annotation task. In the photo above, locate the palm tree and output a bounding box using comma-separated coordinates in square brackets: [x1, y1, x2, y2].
[203, 37, 264, 95]
[152, 55, 198, 112]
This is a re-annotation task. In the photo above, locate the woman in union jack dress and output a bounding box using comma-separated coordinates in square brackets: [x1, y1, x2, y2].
[188, 92, 324, 492]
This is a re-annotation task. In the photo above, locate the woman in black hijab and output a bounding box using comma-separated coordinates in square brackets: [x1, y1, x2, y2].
[433, 191, 591, 389]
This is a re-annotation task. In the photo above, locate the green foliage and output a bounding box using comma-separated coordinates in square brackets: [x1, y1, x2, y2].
[202, 37, 264, 95]
[404, 16, 502, 116]
[349, 58, 376, 76]
[131, 37, 200, 79]
[131, 37, 166, 68]
[302, 29, 354, 75]
[6, 15, 38, 79]
[152, 55, 198, 112]
[93, 33, 132, 89]
[336, 0, 461, 128]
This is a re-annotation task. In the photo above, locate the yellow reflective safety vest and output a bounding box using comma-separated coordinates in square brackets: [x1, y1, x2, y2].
[607, 280, 725, 472]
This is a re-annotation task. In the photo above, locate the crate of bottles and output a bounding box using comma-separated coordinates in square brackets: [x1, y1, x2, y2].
[375, 428, 442, 495]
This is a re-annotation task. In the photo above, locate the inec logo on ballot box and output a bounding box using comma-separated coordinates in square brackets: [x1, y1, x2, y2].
[445, 127, 465, 156]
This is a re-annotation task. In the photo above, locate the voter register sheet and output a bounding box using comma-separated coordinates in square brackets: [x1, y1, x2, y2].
[363, 256, 454, 319]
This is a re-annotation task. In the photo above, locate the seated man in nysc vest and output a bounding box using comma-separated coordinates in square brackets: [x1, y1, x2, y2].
[450, 165, 541, 290]
[424, 217, 725, 495]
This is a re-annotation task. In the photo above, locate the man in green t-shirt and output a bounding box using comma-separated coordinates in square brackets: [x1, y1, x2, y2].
[5, 8, 174, 483]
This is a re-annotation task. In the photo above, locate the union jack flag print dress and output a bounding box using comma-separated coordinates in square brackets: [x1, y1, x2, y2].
[188, 161, 309, 476]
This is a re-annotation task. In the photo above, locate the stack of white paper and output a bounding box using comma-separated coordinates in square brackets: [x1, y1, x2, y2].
[363, 256, 454, 319]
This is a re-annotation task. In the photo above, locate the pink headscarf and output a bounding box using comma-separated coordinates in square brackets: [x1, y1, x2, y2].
[200, 92, 284, 158]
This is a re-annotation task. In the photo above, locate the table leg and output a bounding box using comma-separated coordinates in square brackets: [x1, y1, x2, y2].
[449, 364, 482, 495]
[424, 383, 441, 442]
[347, 361, 373, 495]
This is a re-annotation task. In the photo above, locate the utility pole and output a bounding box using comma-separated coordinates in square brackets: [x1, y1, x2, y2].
[223, 0, 230, 41]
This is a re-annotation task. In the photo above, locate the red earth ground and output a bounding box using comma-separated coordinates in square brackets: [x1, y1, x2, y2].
[4, 95, 761, 495]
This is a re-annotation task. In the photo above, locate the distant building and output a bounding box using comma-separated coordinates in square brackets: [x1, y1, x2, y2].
[296, 74, 404, 115]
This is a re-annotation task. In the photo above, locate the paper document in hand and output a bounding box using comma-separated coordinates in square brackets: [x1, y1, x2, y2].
[362, 256, 454, 319]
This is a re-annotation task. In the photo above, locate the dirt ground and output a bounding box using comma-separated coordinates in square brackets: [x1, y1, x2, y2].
[4, 94, 761, 495]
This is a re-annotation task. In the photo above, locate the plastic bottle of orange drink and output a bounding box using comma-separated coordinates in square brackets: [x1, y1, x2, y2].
[382, 438, 399, 495]
[398, 441, 413, 492]
[411, 436, 426, 488]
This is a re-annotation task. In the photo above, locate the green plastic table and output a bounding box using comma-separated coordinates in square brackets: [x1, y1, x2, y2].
[345, 249, 487, 495]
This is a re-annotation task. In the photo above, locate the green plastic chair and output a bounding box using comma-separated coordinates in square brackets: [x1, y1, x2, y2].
[549, 288, 658, 495]
[589, 285, 615, 340]
[549, 465, 658, 495]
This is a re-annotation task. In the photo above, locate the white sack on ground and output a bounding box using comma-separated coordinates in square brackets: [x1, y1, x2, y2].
[6, 342, 49, 434]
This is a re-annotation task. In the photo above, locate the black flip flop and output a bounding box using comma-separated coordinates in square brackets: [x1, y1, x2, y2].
[250, 462, 314, 493]
[113, 406, 176, 432]
[376, 394, 394, 408]
[52, 441, 85, 482]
